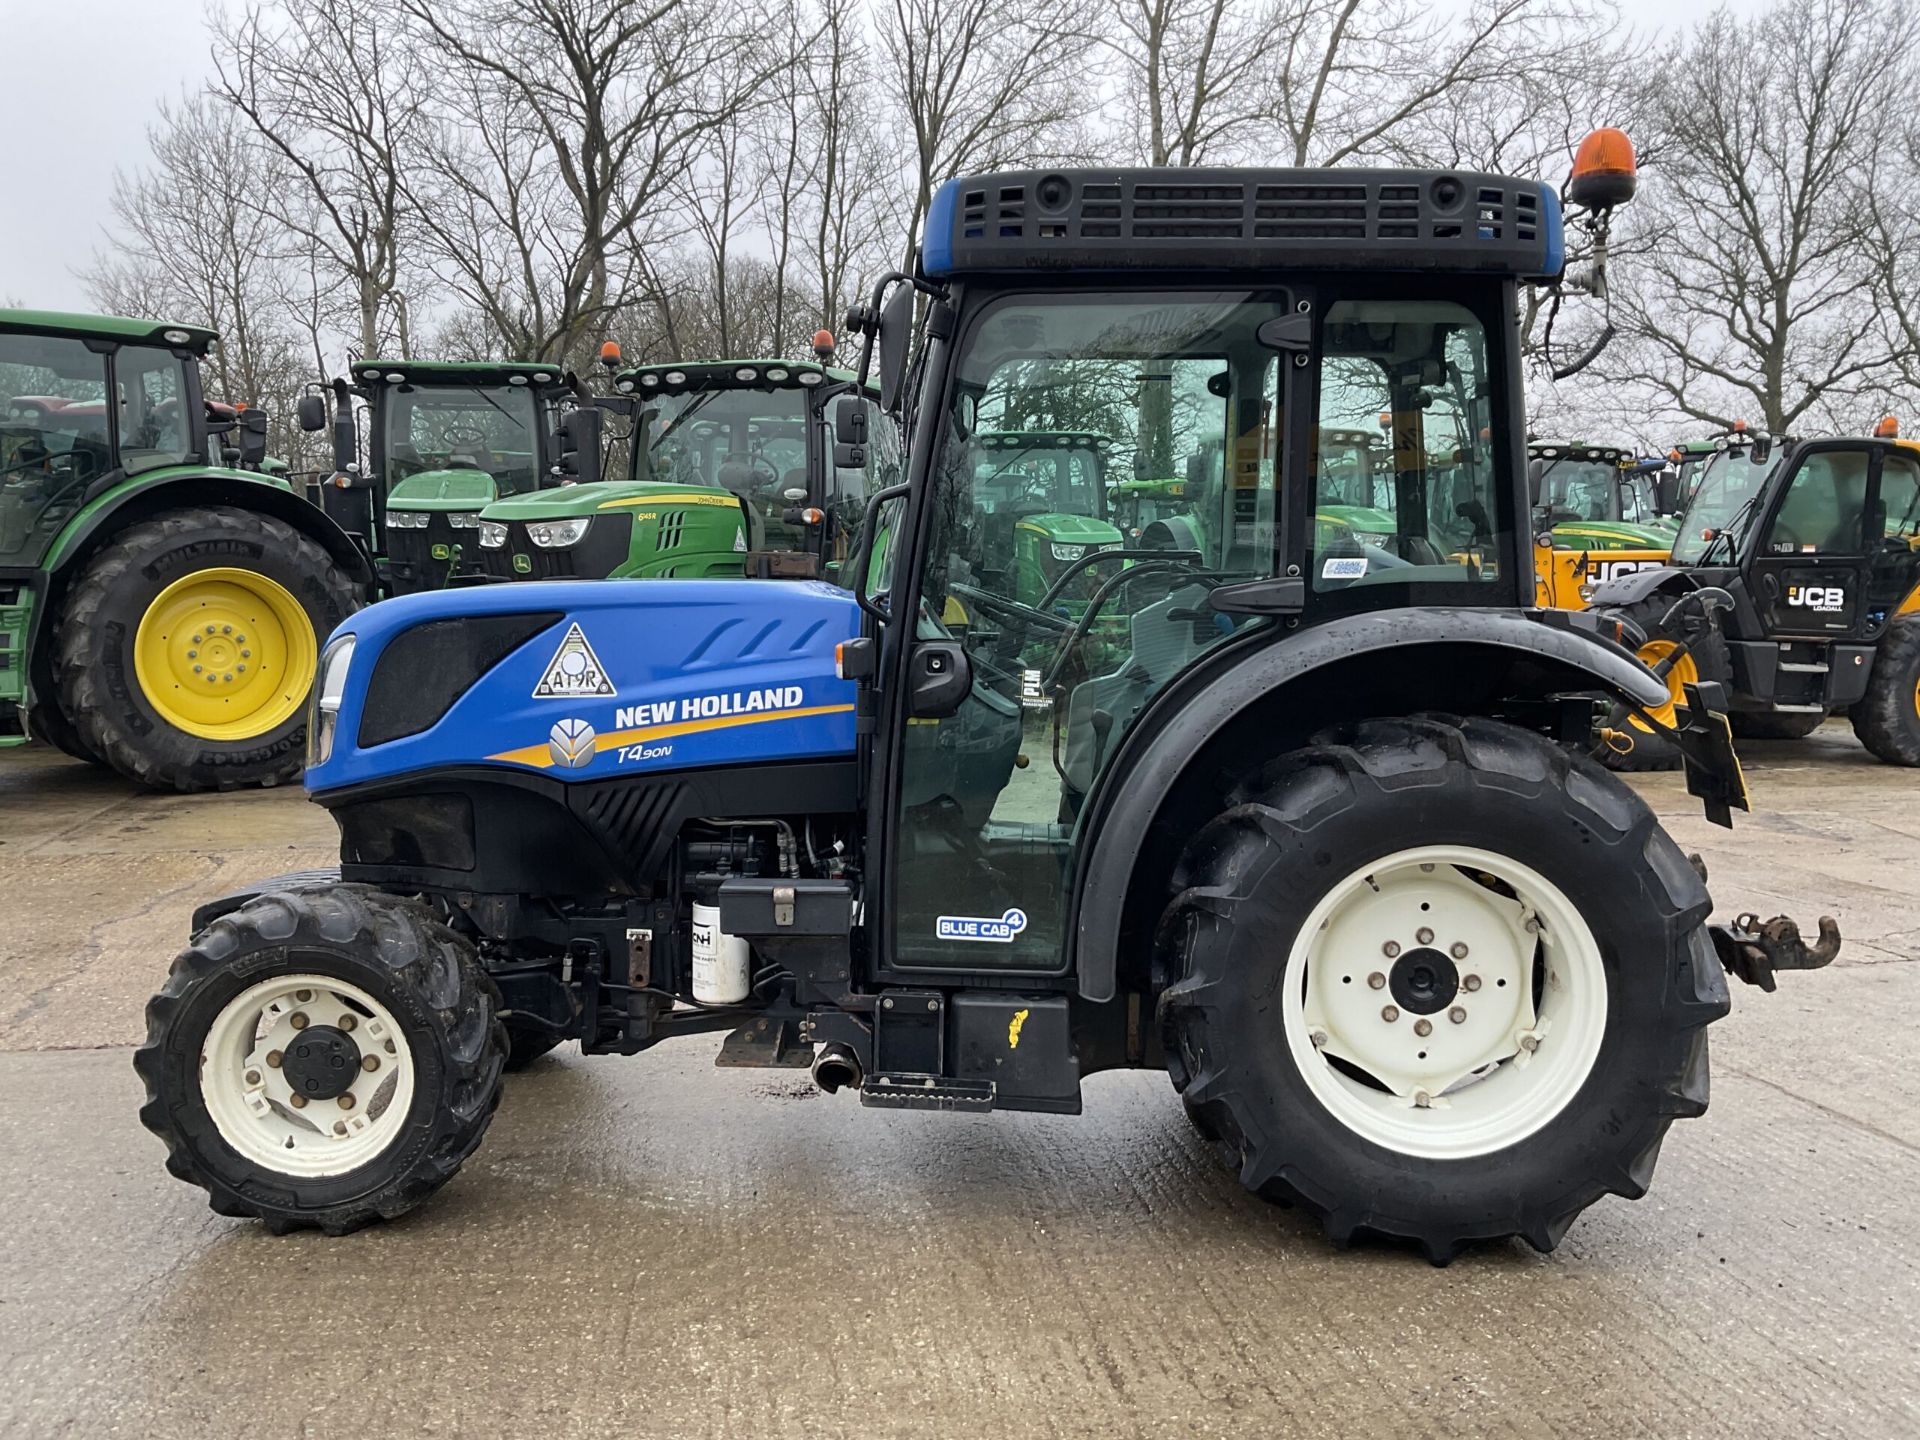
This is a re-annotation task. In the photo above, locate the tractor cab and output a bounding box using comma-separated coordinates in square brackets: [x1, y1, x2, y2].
[965, 430, 1121, 609]
[1527, 441, 1673, 549]
[474, 357, 897, 584]
[299, 360, 577, 594]
[1, 312, 272, 573]
[1313, 424, 1397, 550]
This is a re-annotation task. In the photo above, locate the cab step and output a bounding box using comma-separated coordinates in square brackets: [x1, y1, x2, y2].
[859, 1073, 996, 1112]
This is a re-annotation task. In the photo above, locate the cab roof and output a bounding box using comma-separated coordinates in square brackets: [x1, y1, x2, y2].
[0, 308, 218, 352]
[923, 167, 1564, 281]
[352, 359, 567, 389]
[613, 359, 865, 395]
[977, 430, 1113, 448]
[1528, 441, 1629, 465]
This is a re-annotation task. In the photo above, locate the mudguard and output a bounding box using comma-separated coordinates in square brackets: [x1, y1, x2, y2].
[1067, 606, 1673, 1002]
[1586, 563, 1694, 609]
[307, 579, 860, 793]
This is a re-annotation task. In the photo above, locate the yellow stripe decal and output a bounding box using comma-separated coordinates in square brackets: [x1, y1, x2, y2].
[488, 703, 855, 769]
[595, 492, 743, 510]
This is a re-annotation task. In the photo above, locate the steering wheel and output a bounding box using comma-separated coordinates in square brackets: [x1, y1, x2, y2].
[440, 423, 488, 449]
[746, 453, 782, 490]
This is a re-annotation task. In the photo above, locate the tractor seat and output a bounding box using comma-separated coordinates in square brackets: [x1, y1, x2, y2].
[448, 442, 492, 471]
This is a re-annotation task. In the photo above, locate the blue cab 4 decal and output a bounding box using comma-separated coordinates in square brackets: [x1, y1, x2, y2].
[936, 908, 1029, 943]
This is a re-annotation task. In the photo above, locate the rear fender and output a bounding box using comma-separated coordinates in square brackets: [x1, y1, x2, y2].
[1586, 564, 1694, 609]
[1067, 607, 1670, 1003]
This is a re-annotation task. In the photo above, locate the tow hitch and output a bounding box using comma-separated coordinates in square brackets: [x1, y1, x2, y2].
[1709, 912, 1843, 992]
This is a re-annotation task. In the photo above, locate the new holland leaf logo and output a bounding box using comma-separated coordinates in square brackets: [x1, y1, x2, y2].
[533, 623, 615, 698]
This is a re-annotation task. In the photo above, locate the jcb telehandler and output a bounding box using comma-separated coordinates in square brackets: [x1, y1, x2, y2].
[1590, 420, 1920, 767]
[137, 140, 1838, 1262]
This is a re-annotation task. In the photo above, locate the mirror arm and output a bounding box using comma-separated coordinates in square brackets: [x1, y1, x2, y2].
[850, 481, 911, 625]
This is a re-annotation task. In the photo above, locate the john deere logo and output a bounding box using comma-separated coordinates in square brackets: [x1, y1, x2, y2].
[431, 543, 452, 560]
[548, 718, 596, 768]
[512, 553, 532, 574]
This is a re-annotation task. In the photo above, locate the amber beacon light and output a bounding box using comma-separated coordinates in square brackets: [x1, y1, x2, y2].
[1567, 128, 1638, 210]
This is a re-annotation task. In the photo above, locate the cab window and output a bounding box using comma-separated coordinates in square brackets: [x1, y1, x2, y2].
[0, 332, 111, 564]
[1879, 452, 1920, 540]
[1764, 450, 1869, 555]
[116, 347, 192, 474]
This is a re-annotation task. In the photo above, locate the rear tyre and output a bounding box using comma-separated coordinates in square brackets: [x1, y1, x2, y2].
[1852, 617, 1920, 765]
[56, 507, 356, 791]
[26, 698, 106, 767]
[1588, 595, 1727, 772]
[135, 885, 507, 1234]
[1731, 710, 1826, 741]
[1159, 715, 1727, 1263]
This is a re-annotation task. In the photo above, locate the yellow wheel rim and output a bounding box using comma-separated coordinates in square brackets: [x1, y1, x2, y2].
[132, 567, 317, 741]
[1630, 639, 1698, 734]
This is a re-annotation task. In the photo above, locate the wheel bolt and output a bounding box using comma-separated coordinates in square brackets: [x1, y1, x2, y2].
[296, 990, 313, 1002]
[1380, 1005, 1400, 1023]
[338, 1092, 356, 1110]
[1382, 941, 1401, 958]
[333, 1121, 348, 1136]
[1416, 927, 1435, 945]
[1448, 1007, 1467, 1024]
[266, 1050, 282, 1067]
[1413, 1018, 1433, 1037]
[1450, 942, 1469, 959]
[1367, 971, 1386, 989]
[222, 673, 233, 682]
[362, 1055, 380, 1072]
[192, 665, 203, 674]
[289, 1093, 307, 1109]
[289, 1012, 309, 1030]
[241, 649, 252, 659]
[1520, 1034, 1541, 1053]
[187, 650, 198, 659]
[1463, 975, 1482, 992]
[338, 1014, 356, 1032]
[236, 635, 247, 644]
[1309, 1029, 1328, 1048]
[244, 1069, 261, 1085]
[237, 664, 246, 674]
[384, 1039, 396, 1054]
[1414, 1090, 1432, 1107]
[222, 625, 232, 635]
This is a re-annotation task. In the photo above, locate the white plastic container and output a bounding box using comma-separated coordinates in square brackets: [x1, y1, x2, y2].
[690, 900, 751, 1004]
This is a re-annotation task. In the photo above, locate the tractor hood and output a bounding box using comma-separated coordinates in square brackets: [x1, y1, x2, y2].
[482, 480, 744, 520]
[1018, 513, 1123, 546]
[1551, 518, 1673, 552]
[306, 580, 859, 793]
[387, 469, 501, 511]
[1317, 505, 1399, 539]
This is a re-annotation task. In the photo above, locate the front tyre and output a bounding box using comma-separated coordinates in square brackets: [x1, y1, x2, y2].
[135, 885, 507, 1234]
[1159, 715, 1728, 1263]
[1851, 617, 1920, 765]
[57, 507, 356, 791]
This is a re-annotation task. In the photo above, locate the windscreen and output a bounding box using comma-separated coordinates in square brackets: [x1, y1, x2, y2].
[384, 383, 540, 491]
[1671, 446, 1782, 564]
[1532, 457, 1621, 523]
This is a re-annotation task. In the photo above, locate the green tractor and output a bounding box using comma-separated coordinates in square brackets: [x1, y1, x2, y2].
[964, 431, 1122, 610]
[473, 353, 899, 585]
[0, 309, 368, 789]
[297, 360, 588, 594]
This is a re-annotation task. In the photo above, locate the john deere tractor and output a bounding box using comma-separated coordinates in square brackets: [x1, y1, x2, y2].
[472, 356, 898, 585]
[298, 361, 588, 594]
[1590, 421, 1920, 766]
[138, 142, 1838, 1264]
[1, 310, 367, 788]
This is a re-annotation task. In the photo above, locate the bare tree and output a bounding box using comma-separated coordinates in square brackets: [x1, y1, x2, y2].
[880, 0, 1093, 268]
[213, 0, 430, 362]
[1599, 0, 1918, 434]
[1102, 0, 1290, 165]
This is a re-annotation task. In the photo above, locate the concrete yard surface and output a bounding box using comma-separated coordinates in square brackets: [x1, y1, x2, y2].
[0, 726, 1916, 1439]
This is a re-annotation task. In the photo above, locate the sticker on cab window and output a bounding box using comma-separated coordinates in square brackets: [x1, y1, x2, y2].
[1321, 556, 1368, 580]
[936, 908, 1028, 943]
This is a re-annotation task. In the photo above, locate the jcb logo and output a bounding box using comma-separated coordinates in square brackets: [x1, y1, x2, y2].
[1786, 585, 1846, 612]
[1585, 558, 1662, 583]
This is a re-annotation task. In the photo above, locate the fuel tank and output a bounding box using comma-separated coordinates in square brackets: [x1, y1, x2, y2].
[306, 579, 860, 793]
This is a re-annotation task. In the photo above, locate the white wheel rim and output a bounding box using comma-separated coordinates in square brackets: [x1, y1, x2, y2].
[199, 973, 417, 1178]
[1281, 844, 1608, 1161]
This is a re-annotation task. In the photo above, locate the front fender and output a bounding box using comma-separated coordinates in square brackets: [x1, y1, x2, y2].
[1067, 607, 1670, 1003]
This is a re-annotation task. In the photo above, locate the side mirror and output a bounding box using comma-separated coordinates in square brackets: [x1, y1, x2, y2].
[238, 409, 270, 468]
[1654, 473, 1679, 513]
[295, 394, 326, 433]
[561, 407, 601, 488]
[834, 400, 867, 469]
[1750, 436, 1772, 464]
[876, 284, 916, 415]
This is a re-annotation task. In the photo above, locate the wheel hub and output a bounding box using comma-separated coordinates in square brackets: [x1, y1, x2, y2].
[1390, 948, 1459, 1015]
[281, 1025, 362, 1100]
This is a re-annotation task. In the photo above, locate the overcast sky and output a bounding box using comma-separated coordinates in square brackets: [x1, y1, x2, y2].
[2, 0, 1761, 314]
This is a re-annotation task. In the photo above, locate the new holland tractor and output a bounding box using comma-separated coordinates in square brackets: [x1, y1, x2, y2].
[1, 310, 368, 789]
[1589, 419, 1920, 767]
[137, 141, 1839, 1262]
[472, 350, 899, 586]
[298, 360, 588, 594]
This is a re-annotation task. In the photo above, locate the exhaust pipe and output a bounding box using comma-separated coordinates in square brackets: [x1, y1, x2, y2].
[811, 1043, 863, 1095]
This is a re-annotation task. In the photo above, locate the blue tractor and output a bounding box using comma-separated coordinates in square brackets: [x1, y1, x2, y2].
[135, 145, 1838, 1261]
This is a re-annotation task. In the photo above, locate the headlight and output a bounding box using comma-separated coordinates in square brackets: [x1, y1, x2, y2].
[1355, 531, 1394, 546]
[1050, 543, 1086, 562]
[478, 520, 510, 549]
[387, 509, 430, 528]
[527, 517, 591, 548]
[446, 511, 484, 529]
[307, 635, 356, 766]
[1578, 582, 1597, 602]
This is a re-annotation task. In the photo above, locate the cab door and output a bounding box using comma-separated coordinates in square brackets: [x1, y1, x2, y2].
[1748, 443, 1874, 637]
